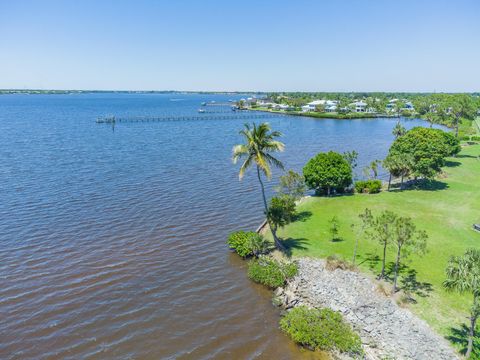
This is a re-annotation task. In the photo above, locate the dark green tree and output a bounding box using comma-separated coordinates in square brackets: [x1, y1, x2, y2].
[387, 127, 452, 180]
[303, 151, 353, 196]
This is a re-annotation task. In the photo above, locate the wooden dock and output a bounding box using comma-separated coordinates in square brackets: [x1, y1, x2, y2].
[96, 113, 282, 124]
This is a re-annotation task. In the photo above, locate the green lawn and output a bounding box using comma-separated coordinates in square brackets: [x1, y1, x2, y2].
[276, 144, 480, 349]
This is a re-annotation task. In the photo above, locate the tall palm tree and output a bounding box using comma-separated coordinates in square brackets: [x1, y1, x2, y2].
[232, 122, 285, 250]
[444, 249, 480, 358]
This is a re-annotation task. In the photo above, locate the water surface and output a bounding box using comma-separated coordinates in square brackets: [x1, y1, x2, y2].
[0, 94, 432, 359]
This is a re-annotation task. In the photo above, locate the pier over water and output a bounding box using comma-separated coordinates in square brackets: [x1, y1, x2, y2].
[96, 113, 281, 124]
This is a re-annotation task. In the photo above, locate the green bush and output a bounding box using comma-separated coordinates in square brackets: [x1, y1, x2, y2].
[280, 306, 363, 355]
[247, 257, 297, 288]
[471, 135, 480, 142]
[355, 179, 382, 194]
[227, 231, 270, 258]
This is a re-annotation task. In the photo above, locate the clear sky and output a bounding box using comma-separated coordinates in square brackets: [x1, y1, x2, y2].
[1, 0, 479, 92]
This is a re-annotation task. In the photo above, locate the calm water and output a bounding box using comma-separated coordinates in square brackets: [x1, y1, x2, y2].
[0, 94, 432, 359]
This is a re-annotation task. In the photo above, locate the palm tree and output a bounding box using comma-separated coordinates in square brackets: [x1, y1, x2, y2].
[443, 249, 480, 358]
[392, 121, 406, 139]
[232, 122, 285, 250]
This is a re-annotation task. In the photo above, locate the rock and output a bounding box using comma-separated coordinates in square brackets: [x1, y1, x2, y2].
[281, 258, 459, 360]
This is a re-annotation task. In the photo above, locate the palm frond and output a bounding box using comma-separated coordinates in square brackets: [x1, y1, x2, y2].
[232, 144, 249, 164]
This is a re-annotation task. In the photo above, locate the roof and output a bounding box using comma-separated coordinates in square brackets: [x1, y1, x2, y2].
[307, 100, 327, 106]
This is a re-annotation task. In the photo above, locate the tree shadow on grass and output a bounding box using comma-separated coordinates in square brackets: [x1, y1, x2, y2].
[387, 179, 448, 192]
[444, 160, 462, 167]
[446, 324, 480, 357]
[384, 262, 433, 298]
[358, 252, 380, 270]
[456, 154, 477, 159]
[413, 179, 449, 191]
[331, 237, 344, 243]
[293, 211, 312, 222]
[281, 237, 309, 257]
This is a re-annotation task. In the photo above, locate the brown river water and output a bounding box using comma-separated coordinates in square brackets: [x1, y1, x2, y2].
[0, 93, 431, 359]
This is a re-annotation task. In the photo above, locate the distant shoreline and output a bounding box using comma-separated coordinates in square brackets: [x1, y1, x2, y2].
[0, 90, 263, 95]
[245, 107, 401, 120]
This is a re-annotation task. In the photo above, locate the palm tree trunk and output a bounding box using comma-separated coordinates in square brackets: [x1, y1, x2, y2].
[400, 175, 404, 190]
[466, 313, 477, 358]
[392, 246, 402, 293]
[455, 117, 459, 138]
[256, 165, 268, 215]
[270, 225, 286, 252]
[387, 173, 392, 191]
[256, 165, 285, 251]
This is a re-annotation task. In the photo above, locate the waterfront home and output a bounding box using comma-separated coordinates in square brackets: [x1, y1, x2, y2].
[273, 103, 293, 111]
[301, 99, 338, 112]
[301, 99, 326, 112]
[351, 100, 367, 112]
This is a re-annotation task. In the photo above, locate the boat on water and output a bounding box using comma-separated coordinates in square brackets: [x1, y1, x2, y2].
[198, 109, 206, 113]
[201, 102, 207, 106]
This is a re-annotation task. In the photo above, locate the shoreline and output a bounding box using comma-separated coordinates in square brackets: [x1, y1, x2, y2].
[245, 107, 402, 120]
[274, 258, 459, 359]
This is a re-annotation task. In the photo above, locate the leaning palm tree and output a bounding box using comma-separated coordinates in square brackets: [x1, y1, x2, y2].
[443, 248, 480, 358]
[232, 122, 285, 250]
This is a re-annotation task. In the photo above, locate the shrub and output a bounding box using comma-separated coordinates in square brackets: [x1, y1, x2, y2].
[280, 306, 363, 355]
[471, 135, 480, 142]
[355, 179, 382, 194]
[247, 257, 298, 288]
[227, 231, 270, 258]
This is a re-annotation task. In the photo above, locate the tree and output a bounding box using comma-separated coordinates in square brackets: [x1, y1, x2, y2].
[343, 150, 359, 170]
[329, 216, 339, 241]
[394, 100, 406, 116]
[232, 123, 285, 250]
[352, 208, 373, 265]
[443, 249, 480, 358]
[267, 195, 296, 248]
[392, 121, 406, 139]
[383, 152, 412, 191]
[367, 160, 381, 179]
[387, 127, 452, 180]
[391, 217, 428, 293]
[303, 151, 353, 196]
[315, 103, 325, 113]
[276, 170, 306, 201]
[449, 94, 477, 137]
[439, 128, 461, 157]
[368, 210, 398, 279]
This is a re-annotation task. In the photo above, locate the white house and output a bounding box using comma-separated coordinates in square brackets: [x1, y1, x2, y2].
[351, 100, 367, 113]
[301, 99, 339, 112]
[273, 103, 293, 111]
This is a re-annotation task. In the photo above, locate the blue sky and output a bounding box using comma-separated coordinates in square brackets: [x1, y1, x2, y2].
[1, 0, 479, 92]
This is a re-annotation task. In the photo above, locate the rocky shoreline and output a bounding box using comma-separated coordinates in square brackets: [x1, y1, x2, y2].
[274, 258, 459, 360]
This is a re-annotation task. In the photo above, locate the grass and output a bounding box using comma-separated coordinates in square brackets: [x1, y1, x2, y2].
[275, 144, 480, 354]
